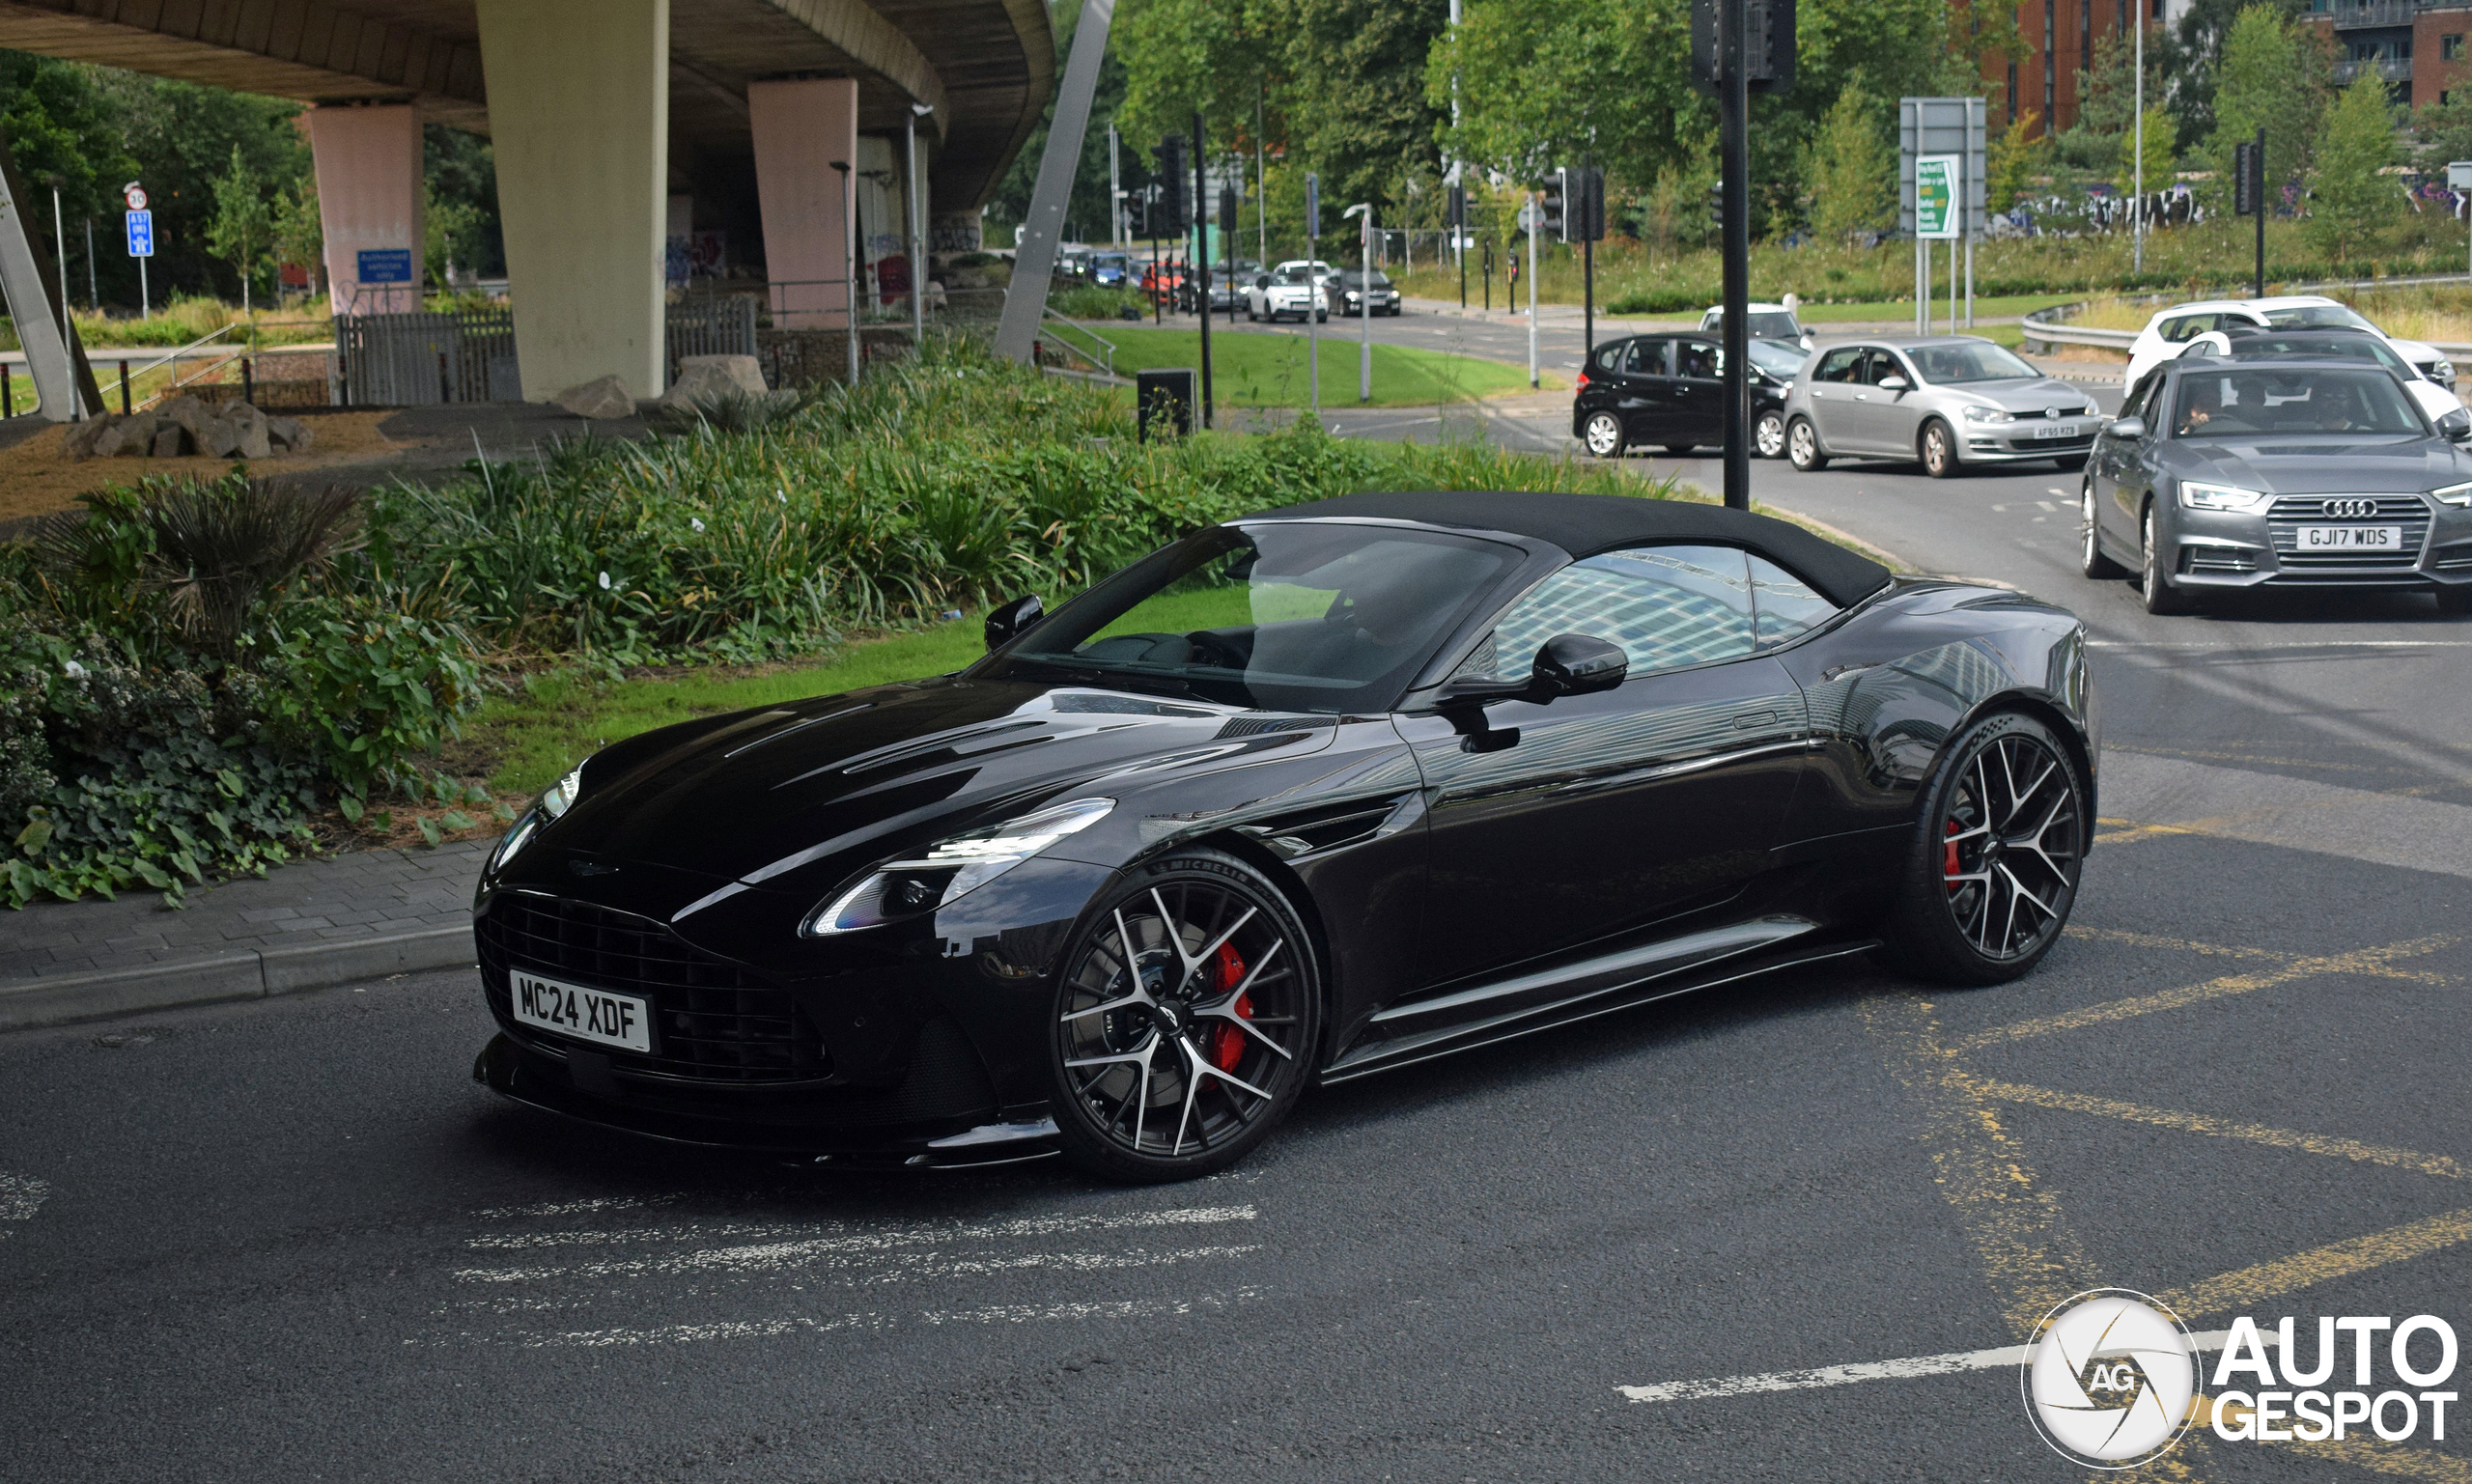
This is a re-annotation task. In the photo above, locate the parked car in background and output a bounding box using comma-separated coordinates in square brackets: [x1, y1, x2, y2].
[1334, 270, 1401, 317]
[2082, 357, 2472, 614]
[1784, 338, 2102, 477]
[2122, 296, 2453, 391]
[1141, 260, 1187, 307]
[1700, 302, 1814, 351]
[1272, 259, 1336, 288]
[2172, 325, 2470, 437]
[1202, 261, 1261, 314]
[1053, 246, 1093, 282]
[1576, 333, 1792, 459]
[1090, 251, 1131, 289]
[1246, 267, 1329, 322]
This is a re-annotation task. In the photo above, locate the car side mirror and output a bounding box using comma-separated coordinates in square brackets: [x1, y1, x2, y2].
[1877, 375, 1910, 393]
[2108, 415, 2148, 440]
[984, 594, 1044, 651]
[2448, 418, 2471, 442]
[1437, 633, 1627, 710]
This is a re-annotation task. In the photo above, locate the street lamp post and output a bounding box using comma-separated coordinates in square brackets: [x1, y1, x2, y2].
[829, 159, 857, 384]
[908, 102, 932, 348]
[1344, 203, 1373, 403]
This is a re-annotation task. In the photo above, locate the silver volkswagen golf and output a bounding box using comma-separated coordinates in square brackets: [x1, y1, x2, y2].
[2081, 357, 2472, 615]
[1783, 337, 2103, 478]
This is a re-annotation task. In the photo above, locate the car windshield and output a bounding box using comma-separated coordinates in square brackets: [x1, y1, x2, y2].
[2227, 334, 2411, 376]
[1748, 340, 1810, 378]
[1705, 310, 1801, 339]
[1907, 342, 2041, 384]
[2263, 304, 2377, 332]
[1092, 253, 1127, 269]
[978, 522, 1519, 713]
[1270, 270, 1311, 286]
[2171, 368, 2426, 437]
[1340, 272, 1391, 289]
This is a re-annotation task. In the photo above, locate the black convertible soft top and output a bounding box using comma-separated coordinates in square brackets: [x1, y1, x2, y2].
[1245, 490, 1894, 608]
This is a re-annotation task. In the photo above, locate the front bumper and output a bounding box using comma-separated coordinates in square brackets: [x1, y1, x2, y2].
[1960, 427, 2096, 462]
[2166, 496, 2472, 590]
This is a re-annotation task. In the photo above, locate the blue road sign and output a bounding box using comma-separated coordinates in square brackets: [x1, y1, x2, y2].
[1305, 174, 1320, 240]
[356, 248, 414, 284]
[124, 210, 154, 258]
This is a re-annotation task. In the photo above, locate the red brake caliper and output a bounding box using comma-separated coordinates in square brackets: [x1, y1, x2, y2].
[1944, 818, 1963, 891]
[1209, 941, 1251, 1072]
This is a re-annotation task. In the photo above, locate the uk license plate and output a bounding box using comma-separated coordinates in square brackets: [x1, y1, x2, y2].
[2034, 423, 2080, 439]
[509, 969, 652, 1052]
[2296, 524, 2402, 551]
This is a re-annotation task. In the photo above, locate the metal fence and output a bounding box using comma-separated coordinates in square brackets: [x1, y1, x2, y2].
[664, 295, 759, 381]
[334, 309, 520, 406]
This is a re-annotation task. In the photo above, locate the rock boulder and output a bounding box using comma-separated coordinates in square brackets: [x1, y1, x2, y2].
[554, 376, 638, 420]
[658, 354, 769, 409]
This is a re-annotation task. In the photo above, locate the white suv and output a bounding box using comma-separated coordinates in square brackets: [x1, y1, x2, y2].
[2123, 296, 2453, 391]
[1245, 267, 1329, 322]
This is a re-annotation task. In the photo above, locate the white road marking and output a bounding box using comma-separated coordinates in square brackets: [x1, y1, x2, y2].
[486, 1287, 1272, 1349]
[2035, 499, 2058, 511]
[1989, 503, 2008, 512]
[924, 1287, 1265, 1326]
[1619, 1330, 2270, 1404]
[474, 1193, 685, 1220]
[0, 1172, 49, 1238]
[2047, 487, 2068, 496]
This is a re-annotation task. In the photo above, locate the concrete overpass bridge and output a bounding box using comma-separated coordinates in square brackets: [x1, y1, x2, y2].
[0, 0, 1054, 401]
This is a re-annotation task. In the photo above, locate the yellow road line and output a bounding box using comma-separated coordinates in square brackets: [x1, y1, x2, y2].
[1955, 936, 2460, 1051]
[1965, 1077, 2469, 1180]
[2156, 1207, 2472, 1320]
[2062, 926, 2293, 964]
[1862, 994, 2099, 1338]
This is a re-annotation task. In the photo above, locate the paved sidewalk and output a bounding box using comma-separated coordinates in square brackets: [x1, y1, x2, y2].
[0, 841, 488, 1031]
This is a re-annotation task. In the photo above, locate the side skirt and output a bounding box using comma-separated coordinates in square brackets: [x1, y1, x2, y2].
[1317, 934, 1879, 1085]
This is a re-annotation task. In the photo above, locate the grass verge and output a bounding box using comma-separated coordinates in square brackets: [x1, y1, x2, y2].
[1063, 324, 1551, 405]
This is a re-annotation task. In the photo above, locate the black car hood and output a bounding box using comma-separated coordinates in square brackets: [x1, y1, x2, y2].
[2161, 434, 2471, 492]
[533, 676, 1328, 901]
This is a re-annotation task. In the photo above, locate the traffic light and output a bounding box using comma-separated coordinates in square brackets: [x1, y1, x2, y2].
[1707, 180, 1725, 232]
[2233, 139, 2261, 215]
[1541, 168, 1568, 242]
[1154, 136, 1187, 235]
[1219, 183, 1239, 238]
[1690, 0, 1796, 96]
[1570, 165, 1607, 242]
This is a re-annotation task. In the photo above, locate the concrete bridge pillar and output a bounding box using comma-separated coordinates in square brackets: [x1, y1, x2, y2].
[305, 104, 423, 317]
[475, 0, 669, 401]
[749, 78, 858, 330]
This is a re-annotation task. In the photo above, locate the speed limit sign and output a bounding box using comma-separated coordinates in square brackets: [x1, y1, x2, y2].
[123, 184, 147, 211]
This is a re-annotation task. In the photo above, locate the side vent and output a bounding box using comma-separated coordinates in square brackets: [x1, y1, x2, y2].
[1233, 795, 1414, 859]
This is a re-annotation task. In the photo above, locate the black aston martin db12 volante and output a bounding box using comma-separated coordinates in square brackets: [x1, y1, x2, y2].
[473, 491, 2096, 1181]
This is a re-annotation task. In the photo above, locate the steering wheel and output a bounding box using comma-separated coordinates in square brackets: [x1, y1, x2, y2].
[1184, 630, 1249, 671]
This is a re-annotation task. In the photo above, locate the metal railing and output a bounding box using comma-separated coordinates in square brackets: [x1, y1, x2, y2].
[664, 295, 758, 380]
[2325, 0, 2423, 26]
[1039, 306, 1117, 377]
[2333, 55, 2415, 80]
[125, 323, 239, 408]
[335, 309, 520, 406]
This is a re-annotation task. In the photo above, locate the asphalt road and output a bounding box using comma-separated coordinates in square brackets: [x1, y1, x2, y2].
[7, 384, 2472, 1481]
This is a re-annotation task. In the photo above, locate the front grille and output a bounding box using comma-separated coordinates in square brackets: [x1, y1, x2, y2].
[478, 893, 827, 1083]
[2267, 493, 2430, 569]
[2182, 546, 2259, 575]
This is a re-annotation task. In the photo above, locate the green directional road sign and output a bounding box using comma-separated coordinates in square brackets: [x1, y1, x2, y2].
[1915, 154, 1960, 239]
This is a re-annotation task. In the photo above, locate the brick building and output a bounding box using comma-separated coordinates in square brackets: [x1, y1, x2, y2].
[2304, 0, 2472, 105]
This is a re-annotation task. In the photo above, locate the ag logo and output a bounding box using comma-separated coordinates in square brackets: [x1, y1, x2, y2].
[2022, 1289, 2198, 1468]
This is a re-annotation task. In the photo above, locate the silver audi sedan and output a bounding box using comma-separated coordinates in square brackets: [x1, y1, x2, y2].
[1783, 337, 2104, 478]
[2081, 357, 2472, 615]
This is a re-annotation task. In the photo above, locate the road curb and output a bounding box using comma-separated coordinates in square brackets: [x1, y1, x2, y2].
[0, 926, 476, 1033]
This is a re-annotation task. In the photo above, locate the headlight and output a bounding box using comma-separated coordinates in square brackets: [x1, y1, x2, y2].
[1960, 405, 2014, 424]
[802, 797, 1114, 937]
[2431, 480, 2472, 507]
[540, 763, 586, 820]
[2178, 481, 2270, 513]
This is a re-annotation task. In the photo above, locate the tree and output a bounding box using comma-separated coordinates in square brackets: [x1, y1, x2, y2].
[271, 175, 323, 299]
[2305, 71, 2402, 262]
[2165, 0, 2311, 145]
[2410, 88, 2472, 175]
[204, 144, 274, 312]
[2202, 4, 2326, 207]
[86, 68, 311, 301]
[0, 52, 139, 305]
[2114, 104, 2178, 206]
[1803, 81, 1896, 241]
[1986, 111, 2042, 212]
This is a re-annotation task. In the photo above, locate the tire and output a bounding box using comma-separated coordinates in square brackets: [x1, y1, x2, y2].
[1664, 443, 1698, 455]
[1755, 409, 1787, 459]
[1246, 304, 1259, 322]
[2141, 506, 2189, 614]
[2081, 482, 2127, 578]
[1582, 410, 1626, 459]
[1921, 419, 1960, 478]
[2054, 455, 2088, 472]
[1786, 416, 1828, 471]
[1878, 711, 2088, 986]
[1046, 848, 1323, 1183]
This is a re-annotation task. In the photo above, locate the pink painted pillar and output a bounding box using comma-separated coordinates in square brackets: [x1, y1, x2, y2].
[306, 104, 424, 317]
[748, 79, 857, 330]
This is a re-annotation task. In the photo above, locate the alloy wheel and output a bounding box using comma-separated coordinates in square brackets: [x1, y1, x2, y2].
[1787, 418, 1826, 471]
[1583, 411, 1624, 459]
[1056, 878, 1307, 1161]
[1922, 421, 1956, 478]
[1756, 411, 1786, 459]
[1938, 732, 2082, 962]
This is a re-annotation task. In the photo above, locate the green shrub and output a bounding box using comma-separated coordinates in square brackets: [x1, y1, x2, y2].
[267, 600, 486, 804]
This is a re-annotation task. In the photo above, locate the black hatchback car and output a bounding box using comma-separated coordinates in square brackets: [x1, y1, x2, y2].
[1576, 334, 1801, 460]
